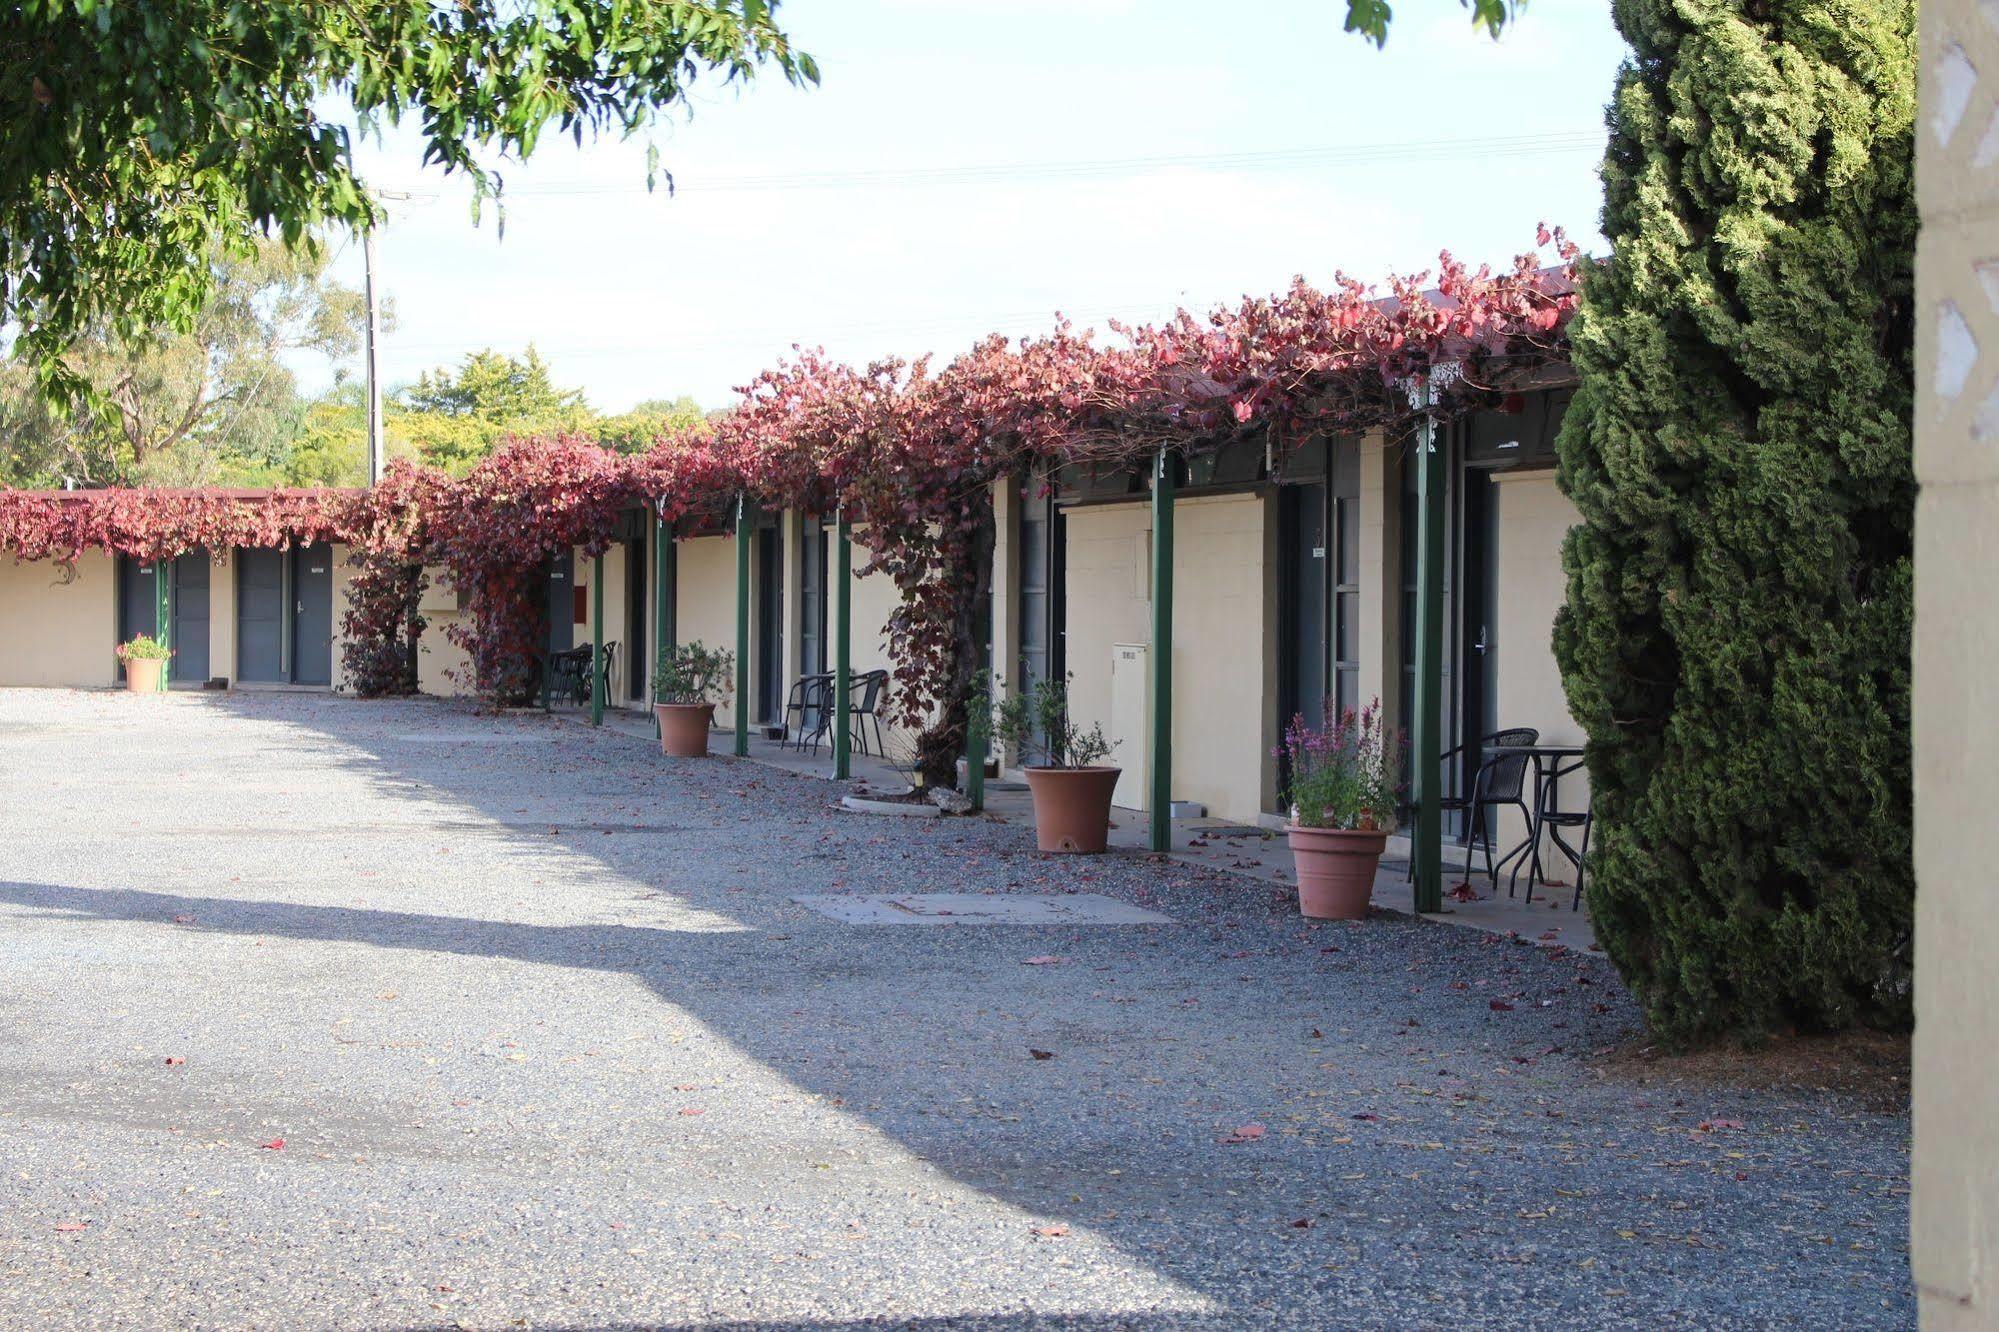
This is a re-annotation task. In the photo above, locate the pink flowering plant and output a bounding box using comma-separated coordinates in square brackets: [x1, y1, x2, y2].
[1280, 699, 1401, 831]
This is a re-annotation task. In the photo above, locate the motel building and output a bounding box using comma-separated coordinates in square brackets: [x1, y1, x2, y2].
[0, 385, 1586, 868]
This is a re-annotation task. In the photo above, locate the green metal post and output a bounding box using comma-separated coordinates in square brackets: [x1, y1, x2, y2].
[153, 559, 172, 689]
[734, 495, 751, 758]
[653, 512, 671, 738]
[590, 551, 605, 726]
[966, 689, 987, 812]
[1149, 449, 1175, 853]
[1410, 381, 1447, 913]
[833, 507, 852, 780]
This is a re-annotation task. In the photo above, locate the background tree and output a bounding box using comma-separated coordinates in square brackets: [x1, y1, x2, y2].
[596, 395, 709, 454]
[1553, 0, 1916, 1042]
[0, 241, 366, 487]
[0, 1, 812, 400]
[1343, 1, 1521, 43]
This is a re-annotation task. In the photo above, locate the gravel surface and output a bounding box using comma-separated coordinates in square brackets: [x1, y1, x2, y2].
[0, 690, 1912, 1330]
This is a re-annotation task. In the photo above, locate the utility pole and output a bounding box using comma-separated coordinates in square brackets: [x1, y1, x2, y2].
[362, 221, 385, 486]
[360, 188, 412, 487]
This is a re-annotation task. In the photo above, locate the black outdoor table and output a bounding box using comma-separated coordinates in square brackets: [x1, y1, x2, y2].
[1512, 744, 1588, 901]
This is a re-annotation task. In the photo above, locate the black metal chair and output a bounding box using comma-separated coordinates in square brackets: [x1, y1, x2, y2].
[784, 672, 834, 751]
[1527, 761, 1592, 910]
[594, 641, 619, 705]
[848, 669, 889, 756]
[1407, 728, 1541, 890]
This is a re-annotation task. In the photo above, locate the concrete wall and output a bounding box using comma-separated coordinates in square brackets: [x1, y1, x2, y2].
[1355, 433, 1401, 738]
[1061, 491, 1275, 824]
[0, 553, 118, 687]
[1915, 4, 1999, 1325]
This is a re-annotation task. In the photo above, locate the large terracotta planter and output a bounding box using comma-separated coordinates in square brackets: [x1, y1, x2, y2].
[123, 658, 166, 694]
[1286, 824, 1388, 920]
[654, 702, 716, 757]
[1023, 766, 1122, 854]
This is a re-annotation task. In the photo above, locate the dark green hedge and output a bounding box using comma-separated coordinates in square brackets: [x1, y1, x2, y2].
[1553, 0, 1916, 1043]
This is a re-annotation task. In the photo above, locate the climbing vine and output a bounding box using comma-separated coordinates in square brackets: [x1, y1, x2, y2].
[0, 234, 1580, 739]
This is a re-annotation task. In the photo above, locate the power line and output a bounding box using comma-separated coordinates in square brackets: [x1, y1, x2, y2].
[375, 130, 1602, 201]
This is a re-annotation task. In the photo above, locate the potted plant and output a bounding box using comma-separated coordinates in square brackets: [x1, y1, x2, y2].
[977, 671, 1120, 854]
[1279, 699, 1400, 920]
[116, 634, 173, 694]
[652, 641, 733, 757]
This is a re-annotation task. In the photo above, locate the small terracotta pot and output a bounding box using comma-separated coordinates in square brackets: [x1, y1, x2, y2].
[654, 702, 716, 757]
[1024, 766, 1122, 854]
[1286, 824, 1388, 920]
[123, 658, 166, 694]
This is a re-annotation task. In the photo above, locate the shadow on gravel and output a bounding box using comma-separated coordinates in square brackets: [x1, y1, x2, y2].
[32, 691, 1908, 1328]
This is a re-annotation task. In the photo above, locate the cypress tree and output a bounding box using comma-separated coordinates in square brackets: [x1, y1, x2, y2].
[1553, 0, 1916, 1042]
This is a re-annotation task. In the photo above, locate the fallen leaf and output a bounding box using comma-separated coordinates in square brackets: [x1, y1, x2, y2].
[163, 1056, 185, 1066]
[1021, 956, 1062, 966]
[53, 1222, 87, 1233]
[259, 1138, 286, 1151]
[1028, 1049, 1055, 1060]
[1031, 1224, 1070, 1238]
[1489, 999, 1515, 1012]
[1218, 1123, 1266, 1145]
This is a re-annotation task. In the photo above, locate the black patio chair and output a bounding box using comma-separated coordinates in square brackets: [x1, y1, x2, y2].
[847, 669, 889, 756]
[597, 642, 621, 706]
[1527, 767, 1593, 911]
[784, 672, 834, 751]
[1407, 728, 1540, 890]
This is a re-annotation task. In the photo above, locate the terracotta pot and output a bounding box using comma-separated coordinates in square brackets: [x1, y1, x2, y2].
[654, 702, 716, 757]
[1024, 766, 1122, 854]
[1286, 824, 1388, 920]
[123, 658, 166, 694]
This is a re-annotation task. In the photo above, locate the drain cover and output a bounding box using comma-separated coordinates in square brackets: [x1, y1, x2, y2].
[791, 892, 1173, 926]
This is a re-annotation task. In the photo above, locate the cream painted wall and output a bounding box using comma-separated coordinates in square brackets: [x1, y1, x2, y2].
[1356, 433, 1401, 738]
[207, 550, 237, 686]
[845, 536, 906, 756]
[577, 543, 643, 706]
[0, 553, 118, 687]
[1915, 5, 1999, 1326]
[326, 543, 356, 693]
[1060, 491, 1273, 823]
[414, 564, 474, 696]
[675, 534, 741, 731]
[1487, 471, 1588, 852]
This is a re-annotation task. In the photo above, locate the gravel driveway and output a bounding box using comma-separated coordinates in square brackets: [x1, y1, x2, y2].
[0, 690, 1911, 1330]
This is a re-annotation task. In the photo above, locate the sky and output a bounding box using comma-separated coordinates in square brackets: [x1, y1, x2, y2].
[318, 1, 1630, 413]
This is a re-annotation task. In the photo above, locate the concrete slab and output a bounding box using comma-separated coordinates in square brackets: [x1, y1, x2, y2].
[791, 892, 1175, 926]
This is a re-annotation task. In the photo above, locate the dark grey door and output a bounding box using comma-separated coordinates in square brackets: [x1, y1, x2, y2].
[548, 560, 574, 655]
[755, 525, 783, 723]
[1017, 480, 1068, 751]
[237, 549, 286, 682]
[1280, 481, 1329, 735]
[625, 537, 647, 702]
[292, 543, 334, 687]
[118, 556, 158, 644]
[799, 517, 826, 675]
[170, 553, 210, 683]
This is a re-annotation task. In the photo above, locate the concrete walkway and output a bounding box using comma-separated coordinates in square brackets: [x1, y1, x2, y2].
[0, 690, 1908, 1329]
[582, 704, 1599, 952]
